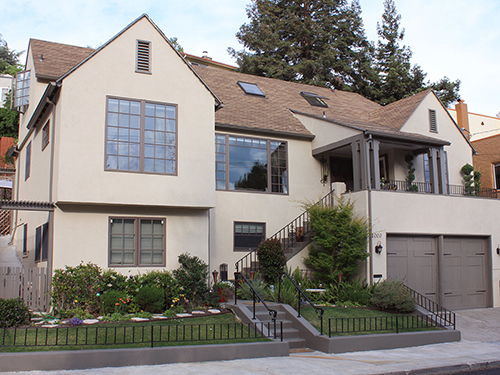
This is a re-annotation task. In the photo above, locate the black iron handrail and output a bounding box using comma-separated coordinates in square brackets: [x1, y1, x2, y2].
[448, 184, 498, 198]
[403, 285, 455, 329]
[235, 190, 335, 277]
[234, 272, 277, 328]
[278, 271, 324, 335]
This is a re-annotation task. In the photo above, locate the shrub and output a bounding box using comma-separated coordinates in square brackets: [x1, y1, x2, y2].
[58, 307, 94, 320]
[101, 312, 130, 322]
[136, 270, 179, 305]
[237, 274, 271, 301]
[257, 238, 286, 284]
[101, 290, 129, 315]
[51, 262, 102, 315]
[370, 280, 416, 313]
[271, 276, 298, 306]
[134, 286, 165, 313]
[0, 298, 31, 327]
[100, 269, 128, 293]
[173, 253, 209, 307]
[133, 311, 153, 319]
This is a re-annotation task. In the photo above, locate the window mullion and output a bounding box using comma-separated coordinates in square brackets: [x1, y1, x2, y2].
[139, 101, 145, 172]
[136, 218, 140, 266]
[225, 135, 229, 190]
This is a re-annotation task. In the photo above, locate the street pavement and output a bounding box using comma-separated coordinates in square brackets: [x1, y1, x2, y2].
[3, 307, 500, 375]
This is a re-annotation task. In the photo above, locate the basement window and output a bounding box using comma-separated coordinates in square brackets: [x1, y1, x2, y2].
[136, 40, 151, 73]
[300, 92, 328, 108]
[238, 81, 265, 97]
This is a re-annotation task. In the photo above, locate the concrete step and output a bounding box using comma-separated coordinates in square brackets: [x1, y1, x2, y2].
[283, 337, 306, 349]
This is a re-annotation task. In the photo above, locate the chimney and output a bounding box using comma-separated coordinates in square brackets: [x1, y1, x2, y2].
[201, 51, 212, 61]
[455, 100, 469, 136]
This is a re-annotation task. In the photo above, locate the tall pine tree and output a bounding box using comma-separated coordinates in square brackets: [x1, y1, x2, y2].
[228, 0, 379, 97]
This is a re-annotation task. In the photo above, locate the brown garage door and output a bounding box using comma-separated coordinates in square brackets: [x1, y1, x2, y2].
[387, 235, 490, 310]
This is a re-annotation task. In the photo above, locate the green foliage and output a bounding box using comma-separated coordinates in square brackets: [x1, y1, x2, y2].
[0, 298, 31, 327]
[135, 270, 179, 305]
[237, 275, 271, 301]
[100, 312, 131, 322]
[257, 238, 286, 284]
[100, 290, 129, 315]
[134, 286, 165, 313]
[51, 262, 103, 315]
[133, 311, 153, 319]
[100, 269, 128, 293]
[405, 154, 418, 192]
[271, 276, 298, 306]
[229, 0, 379, 98]
[213, 281, 233, 302]
[304, 196, 369, 285]
[0, 35, 23, 74]
[163, 305, 184, 317]
[173, 253, 209, 307]
[318, 279, 372, 307]
[461, 163, 481, 196]
[58, 307, 94, 320]
[0, 91, 19, 137]
[370, 279, 416, 312]
[168, 37, 184, 52]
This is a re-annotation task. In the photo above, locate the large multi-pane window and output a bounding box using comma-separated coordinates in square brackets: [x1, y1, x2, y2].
[14, 71, 30, 108]
[234, 222, 265, 251]
[109, 217, 165, 266]
[105, 97, 177, 174]
[216, 134, 287, 193]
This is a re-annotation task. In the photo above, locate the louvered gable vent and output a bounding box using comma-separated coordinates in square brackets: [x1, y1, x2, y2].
[429, 109, 437, 132]
[136, 40, 151, 73]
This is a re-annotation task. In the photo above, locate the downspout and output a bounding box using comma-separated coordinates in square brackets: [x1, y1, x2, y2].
[366, 133, 374, 285]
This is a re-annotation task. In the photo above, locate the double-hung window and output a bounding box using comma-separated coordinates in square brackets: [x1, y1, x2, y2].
[109, 217, 165, 267]
[105, 97, 177, 174]
[216, 134, 288, 193]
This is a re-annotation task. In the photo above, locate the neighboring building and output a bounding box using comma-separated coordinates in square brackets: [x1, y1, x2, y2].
[9, 14, 500, 311]
[183, 52, 237, 72]
[449, 101, 500, 192]
[0, 74, 14, 108]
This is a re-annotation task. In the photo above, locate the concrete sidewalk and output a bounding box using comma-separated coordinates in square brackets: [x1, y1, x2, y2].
[3, 308, 500, 375]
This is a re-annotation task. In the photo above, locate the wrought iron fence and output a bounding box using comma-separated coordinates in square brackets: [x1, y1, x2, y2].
[0, 321, 283, 349]
[448, 184, 498, 198]
[380, 179, 432, 193]
[327, 314, 441, 336]
[403, 285, 455, 329]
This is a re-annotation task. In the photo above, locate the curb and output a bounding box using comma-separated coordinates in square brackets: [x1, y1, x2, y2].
[376, 360, 500, 375]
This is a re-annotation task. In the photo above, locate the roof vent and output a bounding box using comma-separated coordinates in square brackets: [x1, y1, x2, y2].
[136, 40, 151, 73]
[39, 54, 44, 62]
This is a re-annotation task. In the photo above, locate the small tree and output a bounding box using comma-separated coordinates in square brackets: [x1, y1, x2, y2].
[173, 253, 209, 308]
[257, 238, 287, 284]
[461, 163, 481, 196]
[304, 196, 369, 285]
[405, 154, 418, 192]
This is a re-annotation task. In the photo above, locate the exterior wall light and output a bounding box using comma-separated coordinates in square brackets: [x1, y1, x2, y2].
[375, 241, 383, 254]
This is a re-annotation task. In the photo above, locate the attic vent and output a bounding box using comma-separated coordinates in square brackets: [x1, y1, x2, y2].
[429, 109, 437, 132]
[300, 91, 328, 108]
[136, 40, 151, 73]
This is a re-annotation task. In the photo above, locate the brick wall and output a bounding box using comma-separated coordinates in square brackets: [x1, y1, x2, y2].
[472, 134, 500, 190]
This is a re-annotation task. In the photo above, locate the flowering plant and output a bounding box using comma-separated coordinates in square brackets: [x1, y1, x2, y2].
[0, 297, 31, 328]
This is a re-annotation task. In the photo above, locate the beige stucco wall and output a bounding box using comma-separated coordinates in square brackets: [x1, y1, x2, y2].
[210, 133, 331, 274]
[53, 17, 215, 208]
[51, 205, 209, 273]
[400, 94, 473, 185]
[449, 108, 500, 141]
[357, 189, 500, 307]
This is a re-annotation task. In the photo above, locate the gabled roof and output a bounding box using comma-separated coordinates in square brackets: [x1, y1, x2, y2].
[29, 39, 94, 80]
[194, 65, 381, 138]
[369, 89, 432, 131]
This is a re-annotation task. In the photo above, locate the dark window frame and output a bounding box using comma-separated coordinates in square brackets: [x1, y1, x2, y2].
[234, 222, 266, 252]
[495, 164, 500, 190]
[25, 141, 31, 181]
[237, 81, 266, 97]
[300, 91, 328, 108]
[22, 224, 27, 255]
[136, 40, 151, 74]
[108, 217, 166, 267]
[215, 133, 288, 194]
[105, 96, 178, 175]
[34, 222, 48, 263]
[42, 121, 50, 151]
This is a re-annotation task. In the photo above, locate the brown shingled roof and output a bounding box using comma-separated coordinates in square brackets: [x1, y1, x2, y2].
[369, 89, 432, 131]
[29, 39, 94, 80]
[194, 65, 381, 137]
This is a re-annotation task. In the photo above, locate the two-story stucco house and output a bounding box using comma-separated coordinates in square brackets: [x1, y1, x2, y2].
[9, 14, 500, 310]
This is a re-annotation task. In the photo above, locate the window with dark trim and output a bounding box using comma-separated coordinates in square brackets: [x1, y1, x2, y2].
[14, 70, 30, 109]
[234, 222, 265, 251]
[300, 92, 328, 108]
[105, 97, 177, 174]
[495, 164, 500, 190]
[429, 109, 437, 132]
[35, 222, 49, 263]
[237, 81, 265, 97]
[42, 121, 50, 150]
[109, 217, 165, 266]
[22, 224, 27, 255]
[215, 134, 287, 193]
[25, 141, 31, 181]
[136, 40, 151, 73]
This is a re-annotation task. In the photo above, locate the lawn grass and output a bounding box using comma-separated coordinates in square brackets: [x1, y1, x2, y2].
[0, 312, 270, 352]
[301, 306, 440, 336]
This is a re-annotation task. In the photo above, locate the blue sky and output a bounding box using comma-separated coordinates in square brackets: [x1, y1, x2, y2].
[1, 0, 499, 116]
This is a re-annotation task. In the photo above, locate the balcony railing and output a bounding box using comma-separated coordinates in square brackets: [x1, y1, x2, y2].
[378, 180, 498, 199]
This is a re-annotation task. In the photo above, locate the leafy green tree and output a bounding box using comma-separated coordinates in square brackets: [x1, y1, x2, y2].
[172, 253, 209, 308]
[0, 91, 19, 137]
[228, 0, 379, 96]
[169, 37, 184, 53]
[304, 196, 369, 285]
[0, 35, 23, 75]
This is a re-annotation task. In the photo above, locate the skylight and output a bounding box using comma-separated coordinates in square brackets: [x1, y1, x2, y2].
[300, 91, 328, 108]
[238, 81, 265, 97]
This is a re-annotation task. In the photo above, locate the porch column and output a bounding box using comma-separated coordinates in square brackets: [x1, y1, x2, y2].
[351, 141, 362, 191]
[367, 139, 381, 189]
[429, 148, 440, 194]
[352, 139, 370, 191]
[438, 148, 448, 194]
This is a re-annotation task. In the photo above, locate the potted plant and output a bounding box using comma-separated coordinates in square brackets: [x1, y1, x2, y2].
[296, 227, 304, 242]
[213, 281, 233, 302]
